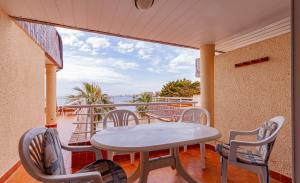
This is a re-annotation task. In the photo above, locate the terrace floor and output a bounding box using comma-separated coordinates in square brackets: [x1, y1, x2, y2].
[5, 115, 282, 183]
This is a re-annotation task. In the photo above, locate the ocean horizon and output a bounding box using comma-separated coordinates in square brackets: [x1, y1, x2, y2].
[57, 95, 136, 111]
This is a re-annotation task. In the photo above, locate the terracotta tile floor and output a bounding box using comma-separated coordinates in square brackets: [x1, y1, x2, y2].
[6, 147, 281, 183]
[120, 148, 281, 183]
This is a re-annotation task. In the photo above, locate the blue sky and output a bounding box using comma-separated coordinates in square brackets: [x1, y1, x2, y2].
[56, 27, 199, 97]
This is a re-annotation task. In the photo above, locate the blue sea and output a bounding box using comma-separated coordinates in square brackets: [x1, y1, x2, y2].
[111, 95, 136, 111]
[57, 95, 136, 111]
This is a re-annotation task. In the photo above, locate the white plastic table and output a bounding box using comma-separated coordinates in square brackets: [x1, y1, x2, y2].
[91, 122, 221, 183]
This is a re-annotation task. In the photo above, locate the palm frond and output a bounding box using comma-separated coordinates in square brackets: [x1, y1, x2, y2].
[69, 82, 114, 118]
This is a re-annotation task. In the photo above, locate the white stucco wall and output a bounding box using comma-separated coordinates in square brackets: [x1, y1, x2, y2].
[215, 33, 292, 177]
[0, 9, 45, 177]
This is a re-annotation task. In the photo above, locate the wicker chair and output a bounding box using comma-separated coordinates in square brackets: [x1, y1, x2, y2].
[179, 107, 210, 169]
[19, 127, 127, 183]
[216, 116, 285, 183]
[103, 109, 139, 165]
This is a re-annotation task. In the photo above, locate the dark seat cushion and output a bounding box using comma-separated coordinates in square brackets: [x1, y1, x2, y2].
[216, 143, 266, 166]
[76, 159, 127, 183]
[43, 128, 66, 175]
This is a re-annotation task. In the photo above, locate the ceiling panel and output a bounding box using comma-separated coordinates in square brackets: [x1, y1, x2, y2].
[1, 0, 32, 19]
[118, 3, 142, 36]
[148, 0, 197, 40]
[86, 0, 102, 30]
[158, 1, 203, 42]
[99, 0, 120, 33]
[54, 0, 73, 25]
[0, 0, 291, 50]
[130, 0, 168, 37]
[139, 0, 183, 39]
[25, 0, 48, 21]
[41, 2, 56, 23]
[109, 0, 132, 34]
[72, 0, 88, 28]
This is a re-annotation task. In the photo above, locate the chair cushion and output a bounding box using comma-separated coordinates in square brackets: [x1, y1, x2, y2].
[256, 121, 278, 162]
[216, 143, 266, 166]
[76, 159, 127, 183]
[43, 128, 66, 175]
[257, 121, 278, 141]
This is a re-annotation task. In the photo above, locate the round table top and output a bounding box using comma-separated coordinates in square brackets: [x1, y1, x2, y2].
[90, 122, 221, 152]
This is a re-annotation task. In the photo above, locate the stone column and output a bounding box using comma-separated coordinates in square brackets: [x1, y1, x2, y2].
[200, 44, 215, 126]
[45, 64, 57, 127]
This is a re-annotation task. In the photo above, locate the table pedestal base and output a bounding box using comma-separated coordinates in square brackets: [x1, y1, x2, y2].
[128, 147, 199, 183]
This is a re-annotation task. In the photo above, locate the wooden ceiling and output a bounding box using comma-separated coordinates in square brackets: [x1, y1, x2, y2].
[0, 0, 290, 51]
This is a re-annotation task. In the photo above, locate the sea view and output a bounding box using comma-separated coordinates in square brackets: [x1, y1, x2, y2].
[0, 1, 294, 182]
[57, 95, 136, 111]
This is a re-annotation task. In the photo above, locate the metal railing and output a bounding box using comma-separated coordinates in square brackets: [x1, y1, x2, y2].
[61, 100, 198, 143]
[152, 96, 194, 103]
[57, 96, 198, 106]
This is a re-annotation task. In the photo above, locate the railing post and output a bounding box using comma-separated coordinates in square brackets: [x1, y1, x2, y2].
[84, 106, 88, 140]
[84, 108, 87, 140]
[90, 107, 94, 137]
[180, 98, 182, 108]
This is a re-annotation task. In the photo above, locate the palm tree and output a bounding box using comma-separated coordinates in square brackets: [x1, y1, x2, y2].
[134, 92, 152, 118]
[68, 82, 114, 120]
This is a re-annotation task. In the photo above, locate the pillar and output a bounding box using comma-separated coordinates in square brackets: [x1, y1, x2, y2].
[45, 64, 57, 127]
[200, 44, 215, 126]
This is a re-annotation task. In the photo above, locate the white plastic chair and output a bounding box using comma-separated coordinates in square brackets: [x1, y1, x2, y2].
[216, 116, 285, 183]
[103, 109, 139, 164]
[19, 127, 127, 183]
[179, 107, 210, 169]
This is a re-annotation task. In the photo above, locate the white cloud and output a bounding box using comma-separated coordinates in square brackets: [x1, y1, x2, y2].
[135, 42, 148, 49]
[62, 36, 82, 46]
[117, 41, 135, 53]
[57, 55, 139, 84]
[56, 27, 83, 35]
[151, 58, 160, 66]
[138, 49, 151, 59]
[56, 27, 83, 47]
[57, 64, 125, 83]
[79, 44, 92, 52]
[57, 56, 129, 83]
[57, 28, 110, 55]
[168, 50, 198, 73]
[111, 60, 138, 70]
[86, 37, 110, 48]
[146, 49, 198, 73]
[147, 67, 154, 72]
[56, 27, 200, 96]
[95, 58, 139, 70]
[91, 50, 99, 55]
[135, 42, 154, 59]
[115, 41, 155, 58]
[147, 67, 163, 73]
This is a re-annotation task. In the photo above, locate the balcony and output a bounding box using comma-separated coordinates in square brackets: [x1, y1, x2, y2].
[6, 100, 286, 183]
[0, 0, 294, 182]
[7, 116, 283, 183]
[60, 98, 198, 145]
